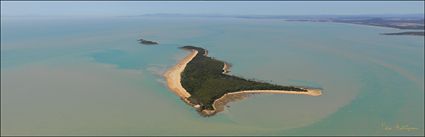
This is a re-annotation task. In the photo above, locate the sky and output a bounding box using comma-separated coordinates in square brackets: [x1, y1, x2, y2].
[1, 1, 424, 17]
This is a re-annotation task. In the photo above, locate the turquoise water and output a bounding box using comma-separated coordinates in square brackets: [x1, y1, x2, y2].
[1, 17, 423, 135]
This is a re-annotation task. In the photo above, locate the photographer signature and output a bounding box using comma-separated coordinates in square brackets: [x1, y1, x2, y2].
[381, 122, 419, 132]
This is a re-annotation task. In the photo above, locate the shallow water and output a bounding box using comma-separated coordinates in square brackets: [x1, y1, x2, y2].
[1, 16, 423, 135]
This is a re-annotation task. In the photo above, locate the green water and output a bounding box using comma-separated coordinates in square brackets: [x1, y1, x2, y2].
[1, 17, 423, 135]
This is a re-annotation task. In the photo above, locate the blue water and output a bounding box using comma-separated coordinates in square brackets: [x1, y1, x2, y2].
[1, 16, 423, 135]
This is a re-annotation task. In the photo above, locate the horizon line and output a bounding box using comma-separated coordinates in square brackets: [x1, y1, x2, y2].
[2, 13, 425, 17]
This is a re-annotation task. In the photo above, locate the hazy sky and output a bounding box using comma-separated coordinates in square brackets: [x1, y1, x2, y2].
[1, 1, 424, 17]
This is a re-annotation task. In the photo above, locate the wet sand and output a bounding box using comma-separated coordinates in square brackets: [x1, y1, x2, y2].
[202, 89, 322, 116]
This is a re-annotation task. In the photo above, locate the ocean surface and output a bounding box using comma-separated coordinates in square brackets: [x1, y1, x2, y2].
[1, 16, 424, 135]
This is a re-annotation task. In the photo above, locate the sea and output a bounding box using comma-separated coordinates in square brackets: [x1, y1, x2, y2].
[1, 16, 424, 135]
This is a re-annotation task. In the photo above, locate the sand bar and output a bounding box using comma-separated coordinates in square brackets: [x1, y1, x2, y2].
[204, 89, 322, 115]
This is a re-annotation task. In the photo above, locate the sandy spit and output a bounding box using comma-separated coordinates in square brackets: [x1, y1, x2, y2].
[200, 89, 322, 116]
[163, 49, 198, 99]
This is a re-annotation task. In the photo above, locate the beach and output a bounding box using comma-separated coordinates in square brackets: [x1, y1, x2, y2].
[203, 89, 322, 115]
[163, 49, 198, 98]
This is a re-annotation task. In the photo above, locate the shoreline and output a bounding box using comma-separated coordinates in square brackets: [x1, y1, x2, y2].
[202, 89, 322, 116]
[285, 20, 424, 31]
[164, 48, 322, 116]
[163, 49, 198, 99]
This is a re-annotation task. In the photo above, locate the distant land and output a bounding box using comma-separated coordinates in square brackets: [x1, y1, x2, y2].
[129, 13, 425, 20]
[132, 14, 425, 36]
[287, 17, 424, 30]
[382, 31, 424, 36]
[287, 17, 424, 36]
[163, 46, 322, 116]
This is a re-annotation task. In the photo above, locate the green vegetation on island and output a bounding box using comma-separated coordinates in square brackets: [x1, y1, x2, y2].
[180, 46, 307, 111]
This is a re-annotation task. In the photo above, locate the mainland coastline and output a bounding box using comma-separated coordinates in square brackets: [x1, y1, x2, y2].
[164, 46, 322, 116]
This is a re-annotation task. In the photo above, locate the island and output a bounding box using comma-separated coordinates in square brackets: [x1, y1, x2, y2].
[138, 38, 158, 45]
[163, 46, 322, 116]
